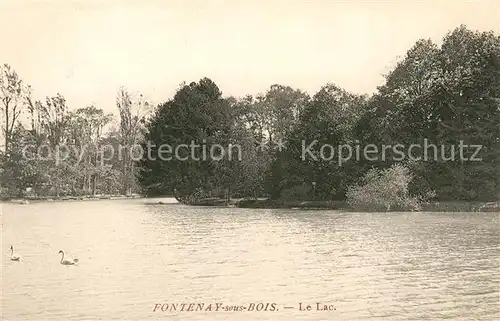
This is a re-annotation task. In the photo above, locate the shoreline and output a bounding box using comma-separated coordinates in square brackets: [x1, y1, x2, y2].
[1, 194, 144, 204]
[216, 199, 500, 212]
[3, 196, 499, 212]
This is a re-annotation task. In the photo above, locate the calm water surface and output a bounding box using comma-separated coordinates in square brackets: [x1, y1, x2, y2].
[1, 199, 499, 320]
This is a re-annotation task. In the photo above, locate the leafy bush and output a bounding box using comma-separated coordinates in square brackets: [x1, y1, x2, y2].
[346, 164, 427, 211]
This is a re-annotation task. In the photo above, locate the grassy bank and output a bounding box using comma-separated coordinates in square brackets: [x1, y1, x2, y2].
[234, 199, 500, 212]
[5, 195, 499, 212]
[421, 201, 500, 212]
[2, 194, 143, 204]
[235, 199, 347, 209]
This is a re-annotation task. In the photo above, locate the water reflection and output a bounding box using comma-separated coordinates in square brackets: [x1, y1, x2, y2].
[2, 200, 499, 320]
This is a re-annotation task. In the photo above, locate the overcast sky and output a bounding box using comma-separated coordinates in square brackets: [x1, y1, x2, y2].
[1, 0, 499, 114]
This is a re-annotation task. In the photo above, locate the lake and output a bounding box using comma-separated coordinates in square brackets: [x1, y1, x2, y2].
[1, 199, 499, 320]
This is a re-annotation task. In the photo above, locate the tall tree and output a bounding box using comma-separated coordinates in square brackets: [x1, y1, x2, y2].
[261, 84, 310, 143]
[0, 64, 27, 152]
[70, 106, 113, 195]
[37, 94, 71, 146]
[265, 84, 368, 200]
[137, 78, 234, 199]
[362, 25, 500, 200]
[116, 88, 150, 195]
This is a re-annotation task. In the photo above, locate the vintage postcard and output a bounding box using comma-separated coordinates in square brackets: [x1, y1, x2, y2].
[1, 0, 499, 320]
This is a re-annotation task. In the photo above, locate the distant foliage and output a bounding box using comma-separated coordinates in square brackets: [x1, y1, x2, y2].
[346, 164, 426, 211]
[279, 183, 311, 201]
[0, 67, 146, 198]
[360, 25, 500, 201]
[1, 25, 499, 204]
[265, 84, 368, 200]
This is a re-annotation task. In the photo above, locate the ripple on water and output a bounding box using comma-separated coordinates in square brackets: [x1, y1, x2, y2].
[2, 201, 499, 321]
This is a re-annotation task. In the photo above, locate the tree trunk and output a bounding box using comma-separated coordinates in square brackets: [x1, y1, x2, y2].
[87, 175, 91, 195]
[4, 101, 9, 152]
[81, 178, 86, 194]
[122, 161, 129, 195]
[92, 175, 97, 195]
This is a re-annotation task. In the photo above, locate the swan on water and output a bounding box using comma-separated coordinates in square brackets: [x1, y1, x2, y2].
[10, 245, 20, 261]
[58, 250, 79, 265]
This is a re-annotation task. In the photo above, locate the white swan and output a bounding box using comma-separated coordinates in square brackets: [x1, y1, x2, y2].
[58, 250, 79, 265]
[10, 245, 20, 261]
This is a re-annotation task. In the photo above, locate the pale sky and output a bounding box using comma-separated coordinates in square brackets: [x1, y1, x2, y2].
[1, 0, 499, 115]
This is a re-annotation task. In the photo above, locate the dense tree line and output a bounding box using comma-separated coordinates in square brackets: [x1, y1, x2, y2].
[138, 26, 500, 204]
[2, 26, 499, 204]
[0, 69, 149, 197]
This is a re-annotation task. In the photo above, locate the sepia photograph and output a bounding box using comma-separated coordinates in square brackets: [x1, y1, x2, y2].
[1, 0, 499, 320]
